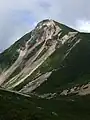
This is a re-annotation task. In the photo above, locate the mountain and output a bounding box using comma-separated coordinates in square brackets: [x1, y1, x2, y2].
[0, 19, 90, 119]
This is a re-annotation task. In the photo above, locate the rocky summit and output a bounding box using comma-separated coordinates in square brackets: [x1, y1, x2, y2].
[0, 19, 90, 120]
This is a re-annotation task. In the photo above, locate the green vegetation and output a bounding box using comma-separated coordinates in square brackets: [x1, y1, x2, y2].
[0, 32, 32, 71]
[34, 33, 90, 93]
[0, 89, 90, 120]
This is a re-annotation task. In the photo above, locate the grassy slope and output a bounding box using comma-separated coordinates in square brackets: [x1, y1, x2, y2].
[0, 89, 52, 120]
[33, 32, 90, 94]
[0, 89, 90, 120]
[0, 32, 32, 71]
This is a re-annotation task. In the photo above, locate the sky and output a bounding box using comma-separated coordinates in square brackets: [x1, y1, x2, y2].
[0, 0, 90, 52]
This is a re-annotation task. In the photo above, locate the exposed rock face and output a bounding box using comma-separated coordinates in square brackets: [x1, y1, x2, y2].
[0, 19, 90, 97]
[0, 20, 62, 91]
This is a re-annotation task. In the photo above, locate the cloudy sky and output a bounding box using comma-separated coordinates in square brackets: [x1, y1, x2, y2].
[0, 0, 90, 52]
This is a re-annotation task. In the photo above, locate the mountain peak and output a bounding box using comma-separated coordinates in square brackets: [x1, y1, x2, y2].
[0, 19, 90, 96]
[36, 19, 54, 26]
[1, 19, 90, 120]
[0, 19, 79, 93]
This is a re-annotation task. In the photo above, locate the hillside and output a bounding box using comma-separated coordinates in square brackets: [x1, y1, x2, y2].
[0, 19, 90, 119]
[0, 88, 90, 120]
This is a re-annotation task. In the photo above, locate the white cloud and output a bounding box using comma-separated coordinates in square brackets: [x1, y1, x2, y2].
[0, 0, 62, 51]
[0, 0, 90, 51]
[76, 20, 90, 32]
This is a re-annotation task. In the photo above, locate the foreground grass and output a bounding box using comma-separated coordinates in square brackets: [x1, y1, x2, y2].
[0, 89, 90, 120]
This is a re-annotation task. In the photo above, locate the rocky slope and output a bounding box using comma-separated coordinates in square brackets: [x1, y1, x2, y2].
[0, 19, 90, 97]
